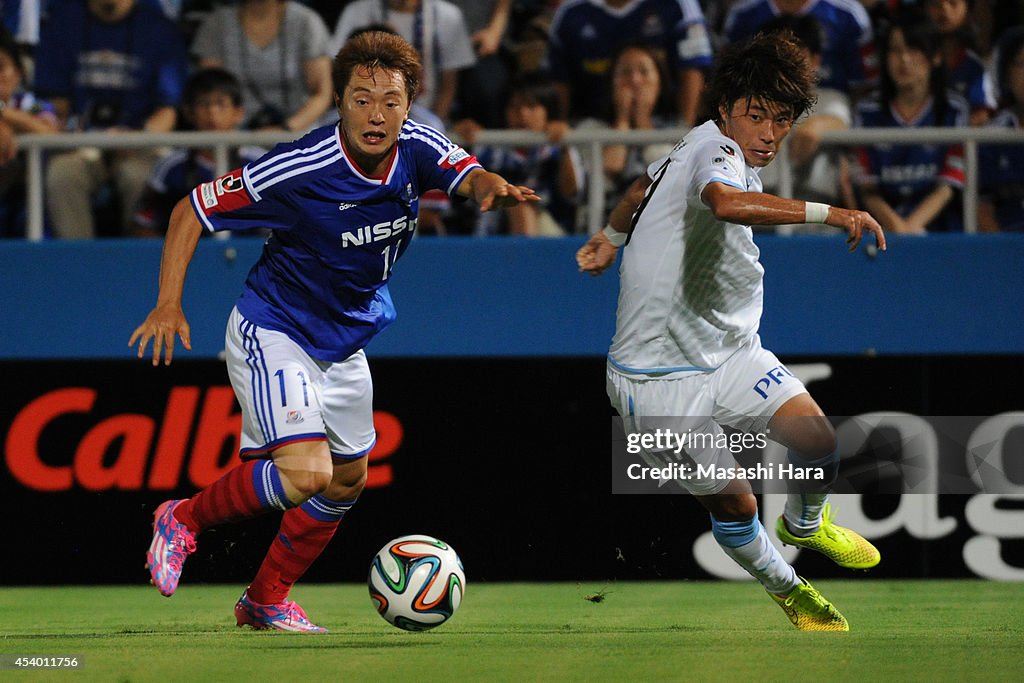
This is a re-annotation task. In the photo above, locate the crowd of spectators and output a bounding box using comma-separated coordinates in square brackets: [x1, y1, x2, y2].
[0, 0, 1022, 239]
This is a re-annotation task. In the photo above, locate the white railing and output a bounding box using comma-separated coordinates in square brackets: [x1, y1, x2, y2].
[16, 126, 1024, 241]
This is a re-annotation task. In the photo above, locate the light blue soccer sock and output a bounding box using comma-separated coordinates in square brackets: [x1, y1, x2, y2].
[783, 449, 840, 537]
[711, 515, 798, 595]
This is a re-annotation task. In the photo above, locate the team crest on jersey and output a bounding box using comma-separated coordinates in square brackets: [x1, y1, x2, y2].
[286, 410, 304, 424]
[196, 167, 253, 215]
[720, 144, 736, 156]
[216, 173, 244, 195]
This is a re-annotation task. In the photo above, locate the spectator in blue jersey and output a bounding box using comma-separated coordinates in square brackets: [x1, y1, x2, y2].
[472, 79, 582, 236]
[130, 31, 537, 633]
[723, 0, 877, 96]
[852, 17, 969, 233]
[547, 0, 713, 125]
[130, 68, 265, 238]
[0, 28, 57, 237]
[922, 0, 996, 125]
[979, 27, 1024, 232]
[34, 0, 189, 239]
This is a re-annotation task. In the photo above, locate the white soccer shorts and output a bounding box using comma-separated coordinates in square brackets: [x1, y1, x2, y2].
[607, 335, 807, 495]
[225, 307, 376, 461]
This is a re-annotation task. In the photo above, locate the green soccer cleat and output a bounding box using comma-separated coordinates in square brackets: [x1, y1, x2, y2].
[776, 503, 881, 570]
[768, 578, 849, 632]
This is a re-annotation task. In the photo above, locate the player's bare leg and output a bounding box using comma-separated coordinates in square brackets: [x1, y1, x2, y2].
[768, 393, 880, 569]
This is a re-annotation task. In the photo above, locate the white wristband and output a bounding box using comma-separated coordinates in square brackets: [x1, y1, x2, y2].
[804, 202, 831, 224]
[602, 224, 626, 247]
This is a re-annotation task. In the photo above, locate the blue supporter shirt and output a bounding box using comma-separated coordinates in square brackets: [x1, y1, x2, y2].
[947, 47, 997, 116]
[853, 92, 969, 232]
[132, 146, 266, 234]
[190, 121, 481, 362]
[34, 1, 188, 130]
[979, 109, 1024, 231]
[547, 0, 712, 120]
[723, 0, 876, 92]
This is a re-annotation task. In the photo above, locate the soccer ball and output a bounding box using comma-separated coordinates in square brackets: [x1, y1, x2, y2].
[368, 534, 465, 631]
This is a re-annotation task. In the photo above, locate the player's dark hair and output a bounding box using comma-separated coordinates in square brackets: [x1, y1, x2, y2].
[878, 17, 949, 124]
[758, 14, 824, 56]
[995, 26, 1024, 108]
[333, 30, 421, 103]
[701, 31, 817, 124]
[183, 67, 243, 108]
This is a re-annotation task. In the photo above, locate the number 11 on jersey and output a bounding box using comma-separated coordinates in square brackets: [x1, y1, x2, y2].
[381, 239, 402, 281]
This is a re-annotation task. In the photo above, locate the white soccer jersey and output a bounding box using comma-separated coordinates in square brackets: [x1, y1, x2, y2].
[608, 120, 765, 377]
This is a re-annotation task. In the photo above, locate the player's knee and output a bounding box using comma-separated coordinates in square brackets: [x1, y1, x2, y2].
[325, 454, 368, 500]
[325, 468, 366, 501]
[712, 492, 758, 522]
[281, 469, 333, 501]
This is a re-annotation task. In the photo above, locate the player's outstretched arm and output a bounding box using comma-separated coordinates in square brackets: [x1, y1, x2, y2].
[457, 168, 539, 212]
[702, 182, 886, 252]
[128, 197, 204, 366]
[577, 174, 651, 276]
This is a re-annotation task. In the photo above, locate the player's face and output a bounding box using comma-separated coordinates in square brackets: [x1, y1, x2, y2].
[338, 66, 411, 164]
[717, 97, 794, 168]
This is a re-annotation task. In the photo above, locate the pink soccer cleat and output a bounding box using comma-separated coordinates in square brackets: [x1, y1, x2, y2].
[146, 500, 196, 597]
[234, 591, 328, 633]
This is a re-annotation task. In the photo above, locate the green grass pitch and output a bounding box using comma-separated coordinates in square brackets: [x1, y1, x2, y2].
[1, 581, 1021, 682]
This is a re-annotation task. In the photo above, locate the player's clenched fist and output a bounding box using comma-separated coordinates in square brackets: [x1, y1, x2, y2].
[576, 231, 620, 276]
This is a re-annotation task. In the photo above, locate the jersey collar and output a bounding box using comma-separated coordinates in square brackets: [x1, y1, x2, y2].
[336, 125, 400, 185]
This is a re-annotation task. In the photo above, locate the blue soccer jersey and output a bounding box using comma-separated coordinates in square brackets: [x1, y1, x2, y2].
[723, 0, 876, 93]
[947, 47, 997, 116]
[548, 0, 712, 120]
[979, 109, 1024, 231]
[853, 92, 969, 232]
[190, 121, 481, 361]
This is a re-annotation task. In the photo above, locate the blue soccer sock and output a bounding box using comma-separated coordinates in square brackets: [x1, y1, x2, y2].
[711, 515, 798, 595]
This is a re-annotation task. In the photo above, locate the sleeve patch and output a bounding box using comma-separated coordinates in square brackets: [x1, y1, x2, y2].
[196, 170, 253, 215]
[440, 147, 478, 173]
